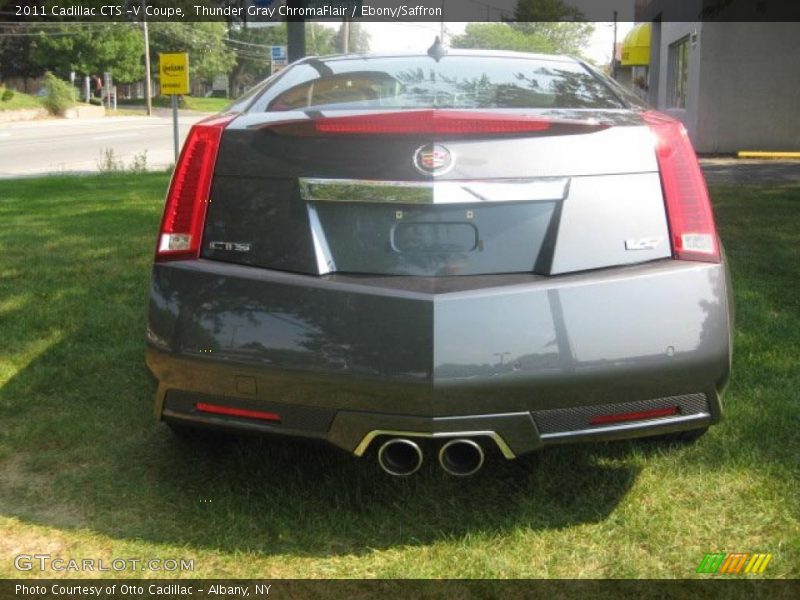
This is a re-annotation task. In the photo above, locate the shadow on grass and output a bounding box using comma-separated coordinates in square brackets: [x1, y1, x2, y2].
[0, 334, 646, 556]
[1, 178, 797, 561]
[0, 174, 642, 558]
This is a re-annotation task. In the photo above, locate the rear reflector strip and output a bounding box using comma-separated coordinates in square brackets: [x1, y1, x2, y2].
[195, 402, 281, 423]
[589, 406, 679, 425]
[265, 109, 609, 137]
[642, 110, 720, 263]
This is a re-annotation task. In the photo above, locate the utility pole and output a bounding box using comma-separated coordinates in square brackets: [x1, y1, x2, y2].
[342, 19, 350, 53]
[440, 1, 445, 42]
[286, 1, 306, 63]
[142, 0, 152, 116]
[611, 11, 618, 79]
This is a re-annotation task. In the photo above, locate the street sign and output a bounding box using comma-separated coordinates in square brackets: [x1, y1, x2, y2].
[270, 45, 287, 61]
[159, 53, 189, 163]
[159, 53, 190, 96]
[270, 45, 288, 75]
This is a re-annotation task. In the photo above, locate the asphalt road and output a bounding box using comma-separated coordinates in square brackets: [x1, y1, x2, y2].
[0, 112, 207, 178]
[699, 158, 800, 185]
[3, 115, 799, 185]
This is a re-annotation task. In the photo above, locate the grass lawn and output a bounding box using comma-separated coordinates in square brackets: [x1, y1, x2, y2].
[0, 175, 797, 579]
[122, 96, 230, 113]
[0, 89, 44, 111]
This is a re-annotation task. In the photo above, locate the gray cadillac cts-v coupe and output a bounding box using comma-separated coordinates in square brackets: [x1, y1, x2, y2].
[146, 49, 733, 476]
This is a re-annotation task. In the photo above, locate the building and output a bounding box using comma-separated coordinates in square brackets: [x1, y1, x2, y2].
[631, 1, 800, 153]
[618, 23, 651, 102]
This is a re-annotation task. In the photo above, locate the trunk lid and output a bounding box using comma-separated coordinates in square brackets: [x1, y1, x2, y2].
[202, 109, 670, 276]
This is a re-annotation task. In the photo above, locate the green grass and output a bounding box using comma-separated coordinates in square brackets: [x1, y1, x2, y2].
[180, 96, 231, 113]
[0, 175, 798, 579]
[122, 96, 230, 113]
[0, 89, 44, 111]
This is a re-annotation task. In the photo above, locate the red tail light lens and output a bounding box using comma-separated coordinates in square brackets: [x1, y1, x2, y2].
[155, 114, 236, 261]
[643, 111, 720, 262]
[195, 402, 281, 423]
[267, 110, 609, 137]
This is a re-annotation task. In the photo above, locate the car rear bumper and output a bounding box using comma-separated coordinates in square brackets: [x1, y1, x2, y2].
[146, 258, 732, 457]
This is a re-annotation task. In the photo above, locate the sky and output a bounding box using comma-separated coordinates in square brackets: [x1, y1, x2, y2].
[320, 22, 636, 65]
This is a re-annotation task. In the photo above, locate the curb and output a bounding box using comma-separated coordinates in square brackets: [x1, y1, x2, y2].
[0, 108, 49, 124]
[737, 151, 800, 159]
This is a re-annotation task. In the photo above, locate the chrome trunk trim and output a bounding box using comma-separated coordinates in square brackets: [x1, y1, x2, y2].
[299, 177, 570, 205]
[306, 203, 336, 275]
[538, 412, 712, 440]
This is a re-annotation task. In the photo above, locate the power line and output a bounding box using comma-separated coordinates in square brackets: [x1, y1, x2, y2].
[223, 37, 273, 49]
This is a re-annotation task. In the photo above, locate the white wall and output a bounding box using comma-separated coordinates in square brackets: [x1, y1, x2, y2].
[695, 22, 800, 153]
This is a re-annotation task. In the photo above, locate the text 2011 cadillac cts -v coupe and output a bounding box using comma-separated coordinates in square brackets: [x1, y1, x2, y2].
[146, 49, 733, 477]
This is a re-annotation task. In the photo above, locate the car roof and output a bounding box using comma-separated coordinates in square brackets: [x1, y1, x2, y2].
[298, 49, 581, 65]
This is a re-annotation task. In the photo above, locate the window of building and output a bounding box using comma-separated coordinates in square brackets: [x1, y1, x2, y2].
[668, 36, 690, 109]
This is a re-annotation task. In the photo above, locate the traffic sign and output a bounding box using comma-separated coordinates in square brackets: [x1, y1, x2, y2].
[159, 53, 190, 96]
[270, 45, 287, 61]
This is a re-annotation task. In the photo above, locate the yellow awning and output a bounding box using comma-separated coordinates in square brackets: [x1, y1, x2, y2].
[621, 23, 651, 67]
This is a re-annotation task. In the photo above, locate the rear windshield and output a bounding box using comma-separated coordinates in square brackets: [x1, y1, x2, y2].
[257, 55, 626, 112]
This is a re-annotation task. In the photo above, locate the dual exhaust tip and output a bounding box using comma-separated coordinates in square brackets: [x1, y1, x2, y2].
[377, 437, 485, 477]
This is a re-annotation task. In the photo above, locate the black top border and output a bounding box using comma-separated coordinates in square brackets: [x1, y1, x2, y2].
[2, 0, 800, 23]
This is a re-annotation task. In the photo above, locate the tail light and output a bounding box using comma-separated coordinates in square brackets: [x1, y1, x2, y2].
[155, 114, 236, 261]
[265, 110, 609, 137]
[643, 111, 720, 262]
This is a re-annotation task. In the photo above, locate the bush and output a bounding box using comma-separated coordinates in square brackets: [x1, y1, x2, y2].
[1, 88, 14, 102]
[128, 150, 148, 173]
[41, 72, 76, 114]
[97, 148, 124, 174]
[89, 97, 102, 106]
[96, 148, 150, 174]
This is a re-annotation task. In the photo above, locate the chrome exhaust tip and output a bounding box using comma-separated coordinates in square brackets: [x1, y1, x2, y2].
[438, 439, 485, 477]
[377, 438, 423, 477]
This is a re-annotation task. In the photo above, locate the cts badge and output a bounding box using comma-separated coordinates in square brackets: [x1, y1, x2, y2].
[209, 241, 251, 252]
[413, 144, 454, 176]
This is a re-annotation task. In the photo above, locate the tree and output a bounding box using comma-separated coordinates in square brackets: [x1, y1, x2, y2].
[148, 22, 235, 85]
[512, 0, 585, 21]
[225, 23, 340, 96]
[451, 21, 594, 58]
[28, 23, 144, 83]
[333, 21, 371, 54]
[510, 22, 595, 56]
[305, 22, 338, 56]
[226, 24, 285, 96]
[451, 23, 556, 54]
[0, 24, 42, 83]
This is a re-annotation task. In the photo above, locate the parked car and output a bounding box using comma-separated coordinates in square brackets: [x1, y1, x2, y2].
[146, 48, 732, 477]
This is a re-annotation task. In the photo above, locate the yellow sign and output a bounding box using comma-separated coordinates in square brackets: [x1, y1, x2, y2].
[159, 53, 189, 95]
